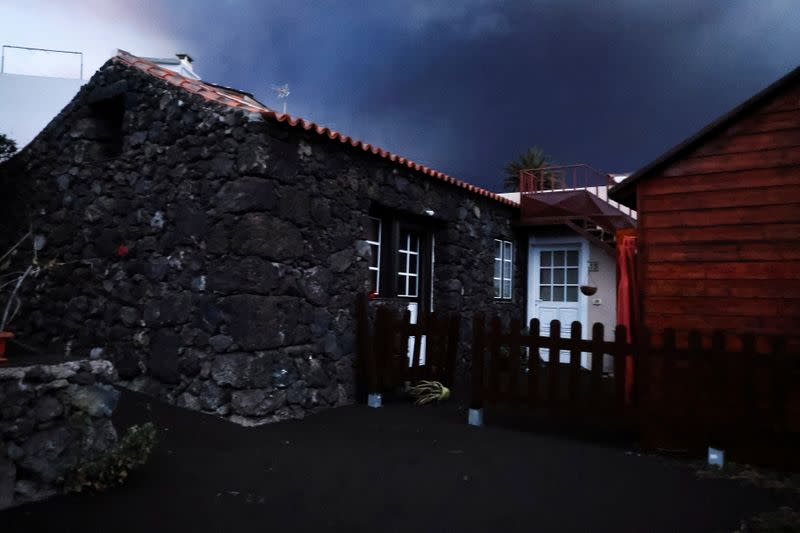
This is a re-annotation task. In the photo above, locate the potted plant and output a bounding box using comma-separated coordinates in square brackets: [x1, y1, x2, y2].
[579, 285, 597, 296]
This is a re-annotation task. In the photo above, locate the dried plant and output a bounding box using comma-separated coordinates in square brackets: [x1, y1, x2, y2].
[409, 380, 451, 405]
[0, 229, 63, 331]
[0, 230, 37, 331]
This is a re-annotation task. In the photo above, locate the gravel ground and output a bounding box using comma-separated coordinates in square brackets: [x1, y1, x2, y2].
[0, 389, 778, 532]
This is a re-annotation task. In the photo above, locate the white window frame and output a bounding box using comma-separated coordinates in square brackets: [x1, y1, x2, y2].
[366, 217, 382, 294]
[537, 249, 580, 303]
[397, 230, 420, 298]
[494, 239, 513, 300]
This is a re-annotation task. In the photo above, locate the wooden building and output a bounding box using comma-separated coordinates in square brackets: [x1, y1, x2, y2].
[610, 66, 800, 340]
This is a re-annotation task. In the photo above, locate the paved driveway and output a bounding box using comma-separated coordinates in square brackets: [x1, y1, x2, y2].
[1, 390, 774, 532]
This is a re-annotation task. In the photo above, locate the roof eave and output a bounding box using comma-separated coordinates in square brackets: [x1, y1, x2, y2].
[112, 49, 519, 209]
[608, 64, 800, 208]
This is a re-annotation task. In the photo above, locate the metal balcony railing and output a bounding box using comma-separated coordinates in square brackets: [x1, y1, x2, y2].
[519, 164, 613, 193]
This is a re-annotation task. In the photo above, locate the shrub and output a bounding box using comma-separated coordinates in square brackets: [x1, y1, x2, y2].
[63, 422, 157, 493]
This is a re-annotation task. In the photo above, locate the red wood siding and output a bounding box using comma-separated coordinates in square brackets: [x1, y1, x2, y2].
[638, 79, 800, 336]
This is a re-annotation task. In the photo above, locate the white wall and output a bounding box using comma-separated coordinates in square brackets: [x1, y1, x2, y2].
[587, 243, 618, 372]
[0, 72, 85, 148]
[586, 242, 617, 337]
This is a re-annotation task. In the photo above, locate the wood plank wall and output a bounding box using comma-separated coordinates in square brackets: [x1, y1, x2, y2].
[637, 80, 800, 338]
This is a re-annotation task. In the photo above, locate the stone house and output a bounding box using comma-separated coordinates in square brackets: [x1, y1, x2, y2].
[0, 50, 525, 424]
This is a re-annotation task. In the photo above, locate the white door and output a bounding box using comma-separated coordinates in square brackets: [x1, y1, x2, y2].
[406, 235, 434, 367]
[406, 302, 427, 366]
[529, 247, 582, 364]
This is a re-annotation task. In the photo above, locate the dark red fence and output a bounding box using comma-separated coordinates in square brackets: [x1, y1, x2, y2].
[356, 295, 800, 465]
[470, 315, 633, 426]
[635, 328, 800, 461]
[470, 314, 800, 466]
[356, 295, 460, 396]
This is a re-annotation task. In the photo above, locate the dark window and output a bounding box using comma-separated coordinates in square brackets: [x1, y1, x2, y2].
[87, 95, 125, 159]
[363, 213, 432, 305]
[397, 229, 421, 297]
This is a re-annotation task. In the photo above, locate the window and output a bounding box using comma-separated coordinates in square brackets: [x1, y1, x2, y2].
[86, 96, 125, 159]
[494, 239, 513, 299]
[539, 250, 579, 302]
[397, 230, 420, 297]
[366, 217, 382, 294]
[363, 212, 432, 303]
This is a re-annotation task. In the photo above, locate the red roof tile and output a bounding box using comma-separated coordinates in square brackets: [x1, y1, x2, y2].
[113, 49, 517, 207]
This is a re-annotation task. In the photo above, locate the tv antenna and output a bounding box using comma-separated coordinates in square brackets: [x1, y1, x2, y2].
[270, 83, 290, 114]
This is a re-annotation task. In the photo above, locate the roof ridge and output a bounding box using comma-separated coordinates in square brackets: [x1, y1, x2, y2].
[112, 49, 517, 207]
[610, 63, 800, 205]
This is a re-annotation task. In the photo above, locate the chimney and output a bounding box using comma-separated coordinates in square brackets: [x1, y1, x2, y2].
[175, 53, 199, 79]
[143, 52, 200, 80]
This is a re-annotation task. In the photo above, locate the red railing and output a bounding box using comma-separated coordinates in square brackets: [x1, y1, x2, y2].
[519, 164, 613, 193]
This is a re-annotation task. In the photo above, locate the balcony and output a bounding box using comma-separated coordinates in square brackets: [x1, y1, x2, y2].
[516, 164, 637, 256]
[518, 164, 613, 193]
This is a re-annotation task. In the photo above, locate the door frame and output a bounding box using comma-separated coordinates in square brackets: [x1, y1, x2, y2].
[526, 235, 589, 339]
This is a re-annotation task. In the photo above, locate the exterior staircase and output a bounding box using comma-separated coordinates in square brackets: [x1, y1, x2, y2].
[511, 164, 637, 256]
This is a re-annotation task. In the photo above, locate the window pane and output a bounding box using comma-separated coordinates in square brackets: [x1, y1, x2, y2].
[540, 286, 551, 301]
[495, 240, 503, 260]
[553, 286, 565, 301]
[540, 268, 551, 284]
[566, 286, 578, 302]
[399, 231, 408, 248]
[370, 244, 380, 268]
[409, 233, 419, 252]
[553, 251, 565, 266]
[502, 280, 511, 299]
[566, 250, 579, 267]
[502, 259, 511, 279]
[397, 274, 407, 295]
[494, 278, 501, 298]
[553, 269, 565, 284]
[366, 218, 380, 242]
[409, 275, 418, 297]
[409, 253, 418, 275]
[540, 251, 551, 266]
[397, 251, 406, 273]
[494, 259, 501, 278]
[368, 270, 379, 293]
[503, 241, 512, 262]
[567, 268, 578, 284]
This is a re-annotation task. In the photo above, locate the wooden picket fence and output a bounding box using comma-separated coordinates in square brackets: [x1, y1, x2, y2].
[470, 315, 634, 425]
[469, 314, 800, 464]
[355, 293, 800, 465]
[634, 328, 800, 458]
[356, 295, 461, 396]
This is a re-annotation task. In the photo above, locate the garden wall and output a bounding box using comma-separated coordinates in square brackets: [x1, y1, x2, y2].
[0, 360, 119, 509]
[0, 59, 523, 425]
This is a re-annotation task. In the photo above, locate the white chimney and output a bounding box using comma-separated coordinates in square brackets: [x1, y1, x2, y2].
[144, 53, 200, 80]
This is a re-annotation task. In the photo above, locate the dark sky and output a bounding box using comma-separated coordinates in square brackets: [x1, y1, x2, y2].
[136, 1, 798, 190]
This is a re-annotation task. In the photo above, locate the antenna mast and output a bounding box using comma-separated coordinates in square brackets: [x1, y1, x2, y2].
[270, 84, 290, 114]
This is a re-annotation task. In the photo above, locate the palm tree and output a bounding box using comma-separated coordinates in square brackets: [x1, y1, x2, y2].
[503, 146, 553, 192]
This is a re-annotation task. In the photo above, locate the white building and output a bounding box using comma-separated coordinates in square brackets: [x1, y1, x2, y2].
[0, 46, 198, 149]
